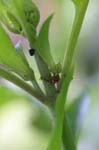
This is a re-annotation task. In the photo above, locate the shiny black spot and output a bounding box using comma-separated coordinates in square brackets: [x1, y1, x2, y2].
[29, 48, 35, 56]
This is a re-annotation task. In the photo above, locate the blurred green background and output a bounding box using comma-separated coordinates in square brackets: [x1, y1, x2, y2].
[0, 0, 99, 150]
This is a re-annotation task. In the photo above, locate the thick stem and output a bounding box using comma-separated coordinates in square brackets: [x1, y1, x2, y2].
[61, 1, 89, 149]
[48, 66, 74, 150]
[62, 0, 89, 79]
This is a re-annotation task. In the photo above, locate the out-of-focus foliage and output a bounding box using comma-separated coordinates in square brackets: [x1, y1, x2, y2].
[66, 91, 89, 143]
[0, 85, 26, 107]
[31, 107, 53, 134]
[0, 0, 98, 150]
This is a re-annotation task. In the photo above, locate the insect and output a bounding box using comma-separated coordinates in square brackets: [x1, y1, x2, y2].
[51, 73, 60, 84]
[29, 48, 35, 56]
[41, 73, 60, 85]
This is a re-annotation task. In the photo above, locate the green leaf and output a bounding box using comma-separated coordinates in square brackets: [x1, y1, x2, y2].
[66, 91, 89, 143]
[0, 24, 32, 80]
[48, 66, 74, 150]
[36, 14, 56, 73]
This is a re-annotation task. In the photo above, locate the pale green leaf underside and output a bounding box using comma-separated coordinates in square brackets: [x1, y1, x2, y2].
[0, 24, 32, 80]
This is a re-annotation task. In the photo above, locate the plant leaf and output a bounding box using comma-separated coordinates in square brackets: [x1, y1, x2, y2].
[66, 91, 89, 143]
[36, 14, 56, 72]
[0, 24, 32, 80]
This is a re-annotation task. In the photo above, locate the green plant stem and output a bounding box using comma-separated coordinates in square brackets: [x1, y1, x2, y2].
[0, 67, 47, 103]
[61, 1, 89, 149]
[61, 0, 89, 80]
[48, 66, 74, 150]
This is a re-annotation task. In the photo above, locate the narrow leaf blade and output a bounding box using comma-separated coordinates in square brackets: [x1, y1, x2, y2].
[36, 14, 55, 71]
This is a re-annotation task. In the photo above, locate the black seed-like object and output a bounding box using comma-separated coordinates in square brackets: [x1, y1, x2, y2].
[29, 48, 35, 56]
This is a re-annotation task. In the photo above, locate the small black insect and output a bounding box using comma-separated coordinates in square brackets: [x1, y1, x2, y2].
[29, 48, 35, 56]
[51, 74, 60, 84]
[40, 74, 60, 85]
